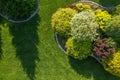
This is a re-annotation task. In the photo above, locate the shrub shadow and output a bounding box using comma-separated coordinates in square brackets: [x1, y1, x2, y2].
[9, 15, 40, 80]
[99, 0, 120, 6]
[69, 56, 120, 80]
[0, 24, 1, 60]
[0, 16, 4, 60]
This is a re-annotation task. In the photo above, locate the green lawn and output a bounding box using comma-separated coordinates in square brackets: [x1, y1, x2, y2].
[0, 0, 120, 80]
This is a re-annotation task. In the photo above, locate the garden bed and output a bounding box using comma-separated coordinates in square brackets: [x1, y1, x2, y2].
[54, 0, 108, 63]
[52, 0, 120, 77]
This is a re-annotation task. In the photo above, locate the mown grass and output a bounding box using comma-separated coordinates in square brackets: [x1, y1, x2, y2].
[0, 0, 120, 80]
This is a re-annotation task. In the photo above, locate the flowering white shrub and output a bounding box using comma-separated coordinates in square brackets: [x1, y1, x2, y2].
[71, 10, 99, 41]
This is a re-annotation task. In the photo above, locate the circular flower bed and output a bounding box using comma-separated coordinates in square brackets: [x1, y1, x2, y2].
[0, 0, 40, 23]
[51, 1, 120, 77]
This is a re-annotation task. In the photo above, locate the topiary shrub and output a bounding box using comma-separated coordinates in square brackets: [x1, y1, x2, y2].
[92, 38, 116, 61]
[0, 0, 37, 20]
[65, 37, 92, 60]
[102, 52, 120, 77]
[104, 15, 120, 42]
[95, 9, 111, 30]
[71, 10, 99, 41]
[51, 8, 77, 36]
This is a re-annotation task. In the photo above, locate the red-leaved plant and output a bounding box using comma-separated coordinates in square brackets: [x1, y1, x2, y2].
[92, 38, 116, 61]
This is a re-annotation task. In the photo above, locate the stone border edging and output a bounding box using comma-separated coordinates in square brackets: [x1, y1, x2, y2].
[0, 0, 40, 23]
[55, 33, 67, 54]
[91, 54, 102, 63]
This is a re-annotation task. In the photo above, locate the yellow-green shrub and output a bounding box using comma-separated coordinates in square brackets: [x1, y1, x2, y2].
[95, 9, 111, 30]
[114, 4, 120, 15]
[51, 8, 77, 36]
[102, 52, 120, 77]
[104, 15, 120, 42]
[75, 3, 91, 12]
[65, 37, 92, 60]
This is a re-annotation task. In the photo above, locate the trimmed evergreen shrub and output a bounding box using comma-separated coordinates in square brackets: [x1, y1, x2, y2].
[102, 52, 120, 77]
[75, 3, 91, 12]
[95, 9, 111, 30]
[51, 8, 77, 36]
[71, 10, 99, 41]
[68, 3, 91, 12]
[104, 15, 120, 42]
[65, 37, 92, 60]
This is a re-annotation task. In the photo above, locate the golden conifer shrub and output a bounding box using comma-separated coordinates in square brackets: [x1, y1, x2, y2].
[51, 8, 77, 36]
[102, 52, 120, 77]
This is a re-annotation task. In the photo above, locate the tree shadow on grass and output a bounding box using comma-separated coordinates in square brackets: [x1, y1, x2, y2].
[69, 56, 120, 80]
[9, 15, 40, 80]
